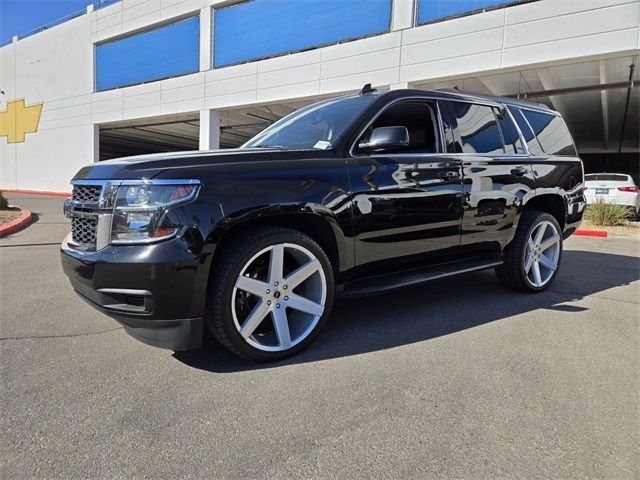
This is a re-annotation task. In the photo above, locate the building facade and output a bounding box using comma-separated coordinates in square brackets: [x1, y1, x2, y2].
[1, 0, 639, 192]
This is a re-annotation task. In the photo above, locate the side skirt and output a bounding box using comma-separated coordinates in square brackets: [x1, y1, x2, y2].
[339, 256, 503, 297]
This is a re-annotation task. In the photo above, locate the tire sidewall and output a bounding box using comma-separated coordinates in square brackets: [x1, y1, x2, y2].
[214, 230, 335, 361]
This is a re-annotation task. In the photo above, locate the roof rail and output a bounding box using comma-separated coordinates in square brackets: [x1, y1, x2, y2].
[435, 88, 551, 110]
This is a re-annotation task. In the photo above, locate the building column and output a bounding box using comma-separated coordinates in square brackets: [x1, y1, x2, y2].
[91, 124, 100, 162]
[199, 109, 220, 150]
[199, 6, 212, 71]
[391, 0, 415, 31]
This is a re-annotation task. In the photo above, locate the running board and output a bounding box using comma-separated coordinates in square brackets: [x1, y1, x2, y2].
[340, 257, 503, 297]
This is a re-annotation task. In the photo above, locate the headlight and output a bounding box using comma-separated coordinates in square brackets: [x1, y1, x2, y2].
[110, 181, 199, 244]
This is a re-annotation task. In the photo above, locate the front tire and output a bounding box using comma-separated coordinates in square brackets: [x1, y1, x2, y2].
[496, 211, 563, 293]
[207, 227, 335, 361]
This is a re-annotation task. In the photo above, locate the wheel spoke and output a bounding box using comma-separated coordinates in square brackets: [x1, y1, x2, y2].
[539, 234, 560, 252]
[239, 300, 270, 339]
[531, 260, 543, 287]
[533, 223, 547, 247]
[284, 259, 320, 290]
[524, 252, 535, 273]
[272, 308, 292, 349]
[527, 237, 536, 254]
[268, 244, 285, 283]
[235, 275, 268, 297]
[287, 294, 324, 317]
[538, 253, 557, 272]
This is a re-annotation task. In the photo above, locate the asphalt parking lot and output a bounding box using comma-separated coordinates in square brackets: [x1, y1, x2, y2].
[1, 192, 639, 479]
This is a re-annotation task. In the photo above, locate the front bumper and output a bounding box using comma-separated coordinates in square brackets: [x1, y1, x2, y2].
[60, 233, 209, 350]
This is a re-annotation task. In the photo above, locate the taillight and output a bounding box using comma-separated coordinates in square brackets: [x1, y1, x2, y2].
[583, 187, 588, 192]
[618, 186, 639, 193]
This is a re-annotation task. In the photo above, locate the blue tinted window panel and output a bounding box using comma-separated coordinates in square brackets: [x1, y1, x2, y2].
[418, 0, 532, 24]
[96, 17, 199, 91]
[214, 0, 392, 68]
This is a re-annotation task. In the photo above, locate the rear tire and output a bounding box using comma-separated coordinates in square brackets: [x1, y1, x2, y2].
[207, 227, 335, 361]
[496, 211, 563, 293]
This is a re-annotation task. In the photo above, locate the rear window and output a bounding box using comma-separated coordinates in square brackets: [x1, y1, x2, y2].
[585, 174, 630, 182]
[520, 109, 577, 156]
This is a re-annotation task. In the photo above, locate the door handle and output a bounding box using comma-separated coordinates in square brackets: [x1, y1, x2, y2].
[436, 171, 460, 180]
[510, 167, 529, 177]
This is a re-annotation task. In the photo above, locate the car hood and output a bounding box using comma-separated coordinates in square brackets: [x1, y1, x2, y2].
[72, 147, 333, 181]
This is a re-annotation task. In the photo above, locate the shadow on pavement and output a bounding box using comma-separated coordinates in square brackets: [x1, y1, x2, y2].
[174, 249, 639, 373]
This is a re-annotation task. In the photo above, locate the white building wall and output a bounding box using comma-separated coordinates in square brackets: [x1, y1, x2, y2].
[1, 0, 639, 192]
[1, 13, 95, 192]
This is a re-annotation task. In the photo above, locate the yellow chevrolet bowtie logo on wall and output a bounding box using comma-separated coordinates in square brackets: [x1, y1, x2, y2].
[0, 99, 44, 143]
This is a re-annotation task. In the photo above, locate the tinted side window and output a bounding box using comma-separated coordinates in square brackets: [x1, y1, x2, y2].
[438, 101, 457, 154]
[509, 107, 544, 155]
[521, 109, 577, 156]
[495, 110, 517, 154]
[500, 109, 526, 154]
[451, 102, 504, 154]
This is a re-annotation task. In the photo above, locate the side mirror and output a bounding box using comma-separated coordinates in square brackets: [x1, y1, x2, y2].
[358, 126, 410, 152]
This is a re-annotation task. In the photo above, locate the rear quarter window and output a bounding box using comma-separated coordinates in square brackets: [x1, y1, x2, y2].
[521, 109, 577, 157]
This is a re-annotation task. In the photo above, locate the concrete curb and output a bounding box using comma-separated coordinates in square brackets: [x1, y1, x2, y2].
[2, 189, 70, 197]
[0, 208, 34, 237]
[574, 229, 608, 238]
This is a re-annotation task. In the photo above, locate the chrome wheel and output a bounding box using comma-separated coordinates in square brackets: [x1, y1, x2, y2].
[524, 220, 561, 288]
[231, 243, 327, 352]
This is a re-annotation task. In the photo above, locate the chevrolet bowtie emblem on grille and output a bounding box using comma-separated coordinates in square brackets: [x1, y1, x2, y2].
[0, 98, 43, 143]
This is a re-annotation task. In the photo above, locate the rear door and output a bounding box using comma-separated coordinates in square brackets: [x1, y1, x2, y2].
[444, 100, 536, 256]
[347, 98, 463, 276]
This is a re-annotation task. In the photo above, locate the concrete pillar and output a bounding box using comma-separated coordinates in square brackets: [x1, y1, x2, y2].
[392, 0, 415, 31]
[199, 6, 212, 71]
[199, 110, 220, 150]
[92, 124, 100, 162]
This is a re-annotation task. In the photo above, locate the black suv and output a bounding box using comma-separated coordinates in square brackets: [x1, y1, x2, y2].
[61, 87, 585, 360]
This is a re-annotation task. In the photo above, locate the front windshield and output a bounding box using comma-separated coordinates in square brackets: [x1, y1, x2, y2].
[243, 95, 377, 150]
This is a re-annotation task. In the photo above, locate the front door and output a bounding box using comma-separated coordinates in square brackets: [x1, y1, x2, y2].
[347, 99, 464, 277]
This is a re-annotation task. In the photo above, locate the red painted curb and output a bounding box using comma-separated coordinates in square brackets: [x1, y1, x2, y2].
[1, 189, 70, 197]
[574, 229, 608, 238]
[0, 208, 33, 237]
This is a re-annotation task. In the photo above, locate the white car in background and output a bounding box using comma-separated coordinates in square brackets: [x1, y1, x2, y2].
[584, 173, 640, 216]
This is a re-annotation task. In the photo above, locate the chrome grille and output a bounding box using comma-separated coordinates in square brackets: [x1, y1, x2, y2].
[72, 184, 102, 203]
[71, 217, 97, 245]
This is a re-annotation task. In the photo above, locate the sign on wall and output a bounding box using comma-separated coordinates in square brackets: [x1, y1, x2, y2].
[0, 99, 43, 143]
